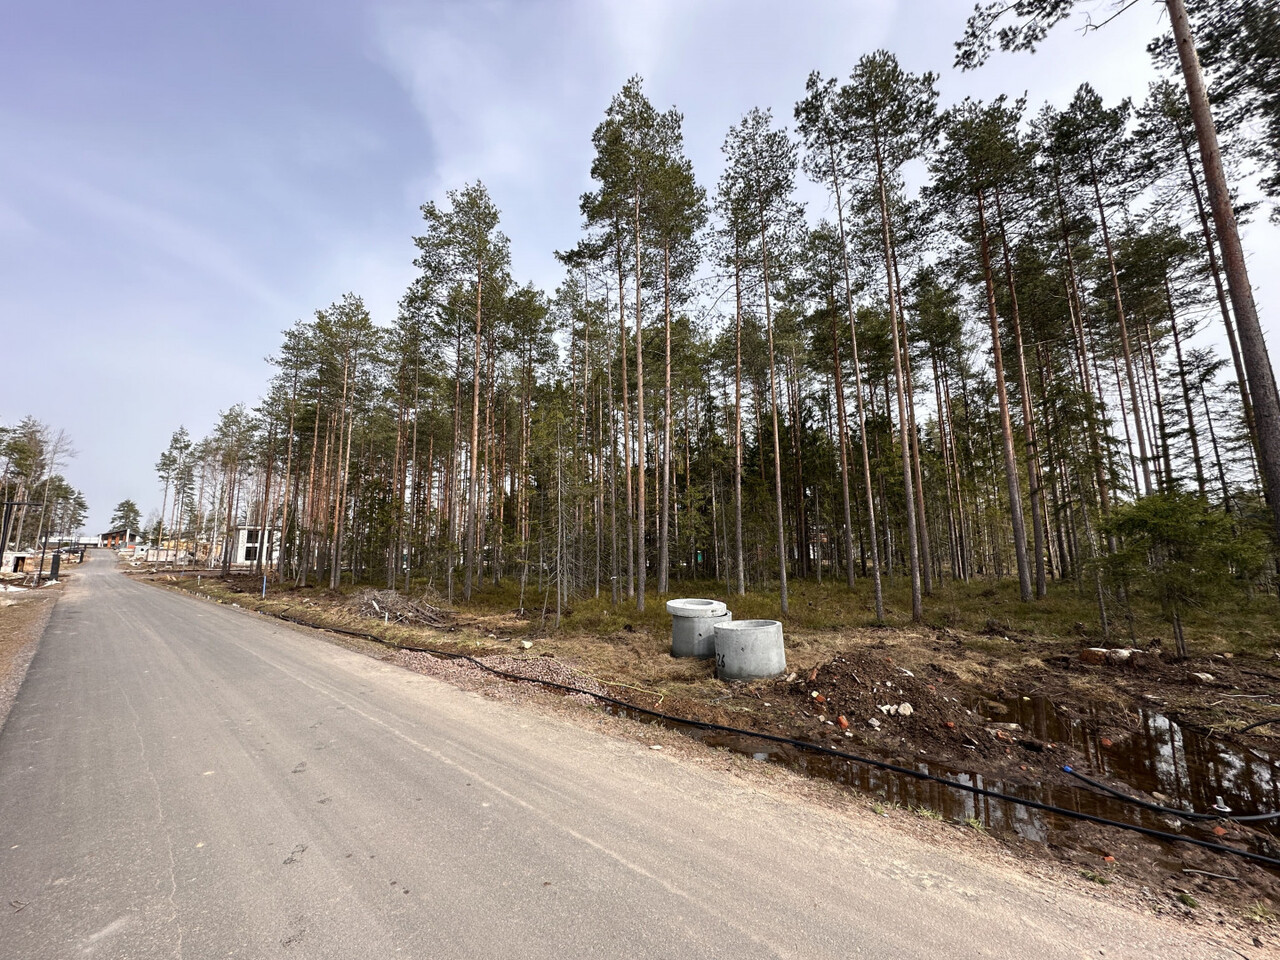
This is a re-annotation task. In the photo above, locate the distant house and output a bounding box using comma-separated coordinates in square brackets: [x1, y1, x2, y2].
[99, 527, 143, 549]
[43, 535, 97, 548]
[229, 526, 280, 566]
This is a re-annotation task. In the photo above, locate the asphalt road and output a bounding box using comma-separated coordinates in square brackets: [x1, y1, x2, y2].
[0, 552, 1231, 959]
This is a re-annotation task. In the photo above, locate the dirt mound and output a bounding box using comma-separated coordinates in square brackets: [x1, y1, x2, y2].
[764, 648, 1023, 764]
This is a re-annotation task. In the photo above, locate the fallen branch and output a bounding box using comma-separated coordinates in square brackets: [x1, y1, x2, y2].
[350, 589, 450, 627]
[1181, 868, 1239, 882]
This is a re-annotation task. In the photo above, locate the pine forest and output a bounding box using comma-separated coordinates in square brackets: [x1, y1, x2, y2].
[145, 3, 1280, 649]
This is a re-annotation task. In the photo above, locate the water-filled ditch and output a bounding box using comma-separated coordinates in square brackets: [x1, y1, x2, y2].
[605, 694, 1280, 866]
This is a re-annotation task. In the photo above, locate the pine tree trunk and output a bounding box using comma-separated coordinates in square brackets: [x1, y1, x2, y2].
[1168, 0, 1280, 544]
[658, 241, 672, 593]
[888, 238, 933, 596]
[786, 350, 808, 579]
[616, 227, 635, 600]
[446, 322, 463, 601]
[332, 359, 357, 592]
[1142, 317, 1175, 490]
[976, 187, 1032, 601]
[329, 357, 350, 590]
[994, 187, 1046, 597]
[257, 425, 274, 579]
[941, 359, 971, 581]
[1088, 150, 1152, 496]
[933, 353, 961, 581]
[1053, 172, 1112, 521]
[1113, 357, 1141, 494]
[1177, 120, 1258, 460]
[830, 306, 857, 588]
[607, 336, 620, 605]
[278, 380, 296, 579]
[633, 190, 647, 612]
[825, 136, 867, 587]
[1201, 387, 1232, 506]
[1166, 277, 1206, 496]
[463, 259, 484, 601]
[874, 148, 921, 621]
[759, 202, 789, 616]
[732, 230, 746, 595]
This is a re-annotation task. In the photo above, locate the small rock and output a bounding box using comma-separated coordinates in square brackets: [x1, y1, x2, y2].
[785, 672, 797, 683]
[1212, 825, 1228, 837]
[878, 704, 897, 716]
[837, 715, 849, 730]
[897, 703, 914, 717]
[944, 721, 956, 729]
[1159, 816, 1183, 832]
[487, 633, 496, 639]
[1080, 648, 1109, 665]
[987, 722, 1023, 733]
[1190, 672, 1216, 685]
[520, 640, 534, 650]
[867, 717, 881, 729]
[650, 745, 663, 751]
[1105, 648, 1132, 665]
[1100, 737, 1113, 748]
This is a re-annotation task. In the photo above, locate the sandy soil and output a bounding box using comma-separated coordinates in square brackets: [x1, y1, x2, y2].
[0, 579, 61, 732]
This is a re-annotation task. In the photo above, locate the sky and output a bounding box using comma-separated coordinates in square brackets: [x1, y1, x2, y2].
[3, 0, 1277, 532]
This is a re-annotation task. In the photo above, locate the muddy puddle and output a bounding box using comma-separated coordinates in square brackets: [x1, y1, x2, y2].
[975, 694, 1280, 824]
[604, 696, 1280, 868]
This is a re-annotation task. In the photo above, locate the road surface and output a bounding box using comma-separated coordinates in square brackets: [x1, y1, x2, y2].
[0, 552, 1231, 958]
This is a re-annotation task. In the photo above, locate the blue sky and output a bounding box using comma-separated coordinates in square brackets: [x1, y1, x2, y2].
[3, 1, 1276, 531]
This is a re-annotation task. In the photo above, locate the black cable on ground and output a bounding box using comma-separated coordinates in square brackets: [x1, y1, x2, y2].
[1240, 717, 1280, 734]
[242, 601, 1280, 871]
[1063, 765, 1280, 823]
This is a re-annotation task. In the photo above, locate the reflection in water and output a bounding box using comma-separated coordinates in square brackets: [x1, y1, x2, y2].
[604, 697, 1279, 864]
[977, 695, 1280, 820]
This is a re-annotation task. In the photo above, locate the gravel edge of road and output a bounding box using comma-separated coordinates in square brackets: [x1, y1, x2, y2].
[0, 590, 61, 736]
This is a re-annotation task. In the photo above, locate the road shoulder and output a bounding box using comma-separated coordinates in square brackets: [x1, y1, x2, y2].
[0, 580, 62, 734]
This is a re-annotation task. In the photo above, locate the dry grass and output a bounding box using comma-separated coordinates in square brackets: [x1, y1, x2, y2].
[166, 568, 1280, 727]
[454, 572, 1280, 654]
